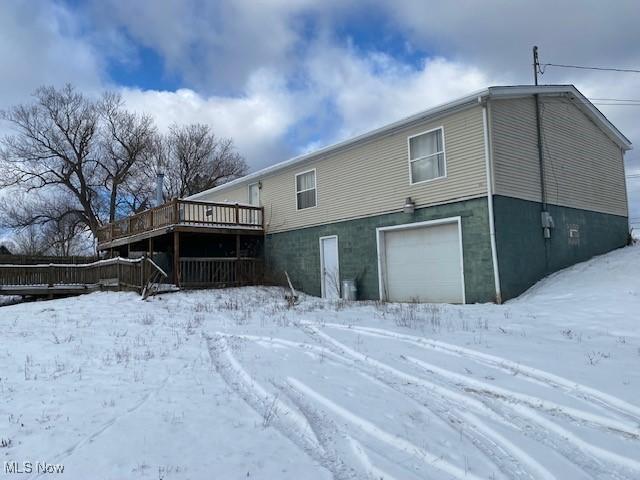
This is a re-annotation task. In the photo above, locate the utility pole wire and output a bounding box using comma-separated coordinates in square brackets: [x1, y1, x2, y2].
[591, 103, 640, 106]
[542, 63, 640, 74]
[589, 98, 640, 102]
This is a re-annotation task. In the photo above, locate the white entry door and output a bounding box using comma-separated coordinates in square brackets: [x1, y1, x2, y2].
[320, 236, 340, 299]
[380, 220, 464, 303]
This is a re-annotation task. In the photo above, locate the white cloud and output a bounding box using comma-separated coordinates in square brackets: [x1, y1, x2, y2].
[304, 46, 491, 140]
[0, 0, 104, 108]
[1, 0, 638, 217]
[119, 70, 312, 170]
[379, 0, 640, 79]
[87, 0, 341, 92]
[118, 47, 491, 171]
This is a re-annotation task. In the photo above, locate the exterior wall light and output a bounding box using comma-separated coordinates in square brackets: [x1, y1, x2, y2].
[403, 197, 415, 214]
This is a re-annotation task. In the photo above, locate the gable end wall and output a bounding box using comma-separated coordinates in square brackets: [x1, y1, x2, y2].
[490, 96, 628, 217]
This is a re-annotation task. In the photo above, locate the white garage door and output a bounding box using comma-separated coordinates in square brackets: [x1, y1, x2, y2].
[382, 221, 464, 303]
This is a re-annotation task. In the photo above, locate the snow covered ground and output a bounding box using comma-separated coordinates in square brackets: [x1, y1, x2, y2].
[1, 246, 639, 479]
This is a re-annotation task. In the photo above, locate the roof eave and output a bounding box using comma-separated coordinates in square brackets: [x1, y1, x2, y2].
[188, 88, 489, 199]
[190, 84, 632, 200]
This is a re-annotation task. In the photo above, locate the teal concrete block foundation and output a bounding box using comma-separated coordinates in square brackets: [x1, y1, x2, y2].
[493, 195, 629, 301]
[264, 197, 497, 303]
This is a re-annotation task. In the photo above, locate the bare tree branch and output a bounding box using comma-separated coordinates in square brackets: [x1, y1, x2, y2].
[161, 124, 248, 199]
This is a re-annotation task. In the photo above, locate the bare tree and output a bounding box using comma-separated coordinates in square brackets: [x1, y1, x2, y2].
[162, 124, 247, 199]
[0, 85, 247, 252]
[97, 92, 156, 222]
[0, 191, 90, 255]
[0, 84, 102, 236]
[10, 224, 48, 256]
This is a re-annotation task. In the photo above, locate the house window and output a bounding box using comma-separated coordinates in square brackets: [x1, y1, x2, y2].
[408, 128, 446, 184]
[248, 182, 260, 206]
[295, 169, 317, 210]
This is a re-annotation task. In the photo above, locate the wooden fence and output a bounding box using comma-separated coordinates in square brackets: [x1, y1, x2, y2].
[180, 257, 263, 288]
[0, 255, 99, 265]
[0, 257, 167, 294]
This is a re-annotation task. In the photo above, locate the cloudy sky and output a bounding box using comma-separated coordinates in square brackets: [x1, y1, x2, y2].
[1, 0, 640, 223]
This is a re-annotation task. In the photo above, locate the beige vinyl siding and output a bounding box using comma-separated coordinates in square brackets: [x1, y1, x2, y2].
[491, 96, 628, 217]
[200, 105, 488, 233]
[211, 184, 249, 204]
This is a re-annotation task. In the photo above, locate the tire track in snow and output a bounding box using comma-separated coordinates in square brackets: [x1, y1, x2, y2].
[304, 326, 640, 480]
[402, 355, 639, 440]
[228, 332, 543, 479]
[457, 411, 555, 480]
[279, 380, 398, 480]
[288, 377, 484, 480]
[300, 326, 549, 480]
[218, 333, 403, 478]
[479, 399, 635, 480]
[205, 333, 373, 480]
[346, 436, 401, 480]
[229, 331, 640, 479]
[318, 322, 640, 424]
[403, 356, 640, 478]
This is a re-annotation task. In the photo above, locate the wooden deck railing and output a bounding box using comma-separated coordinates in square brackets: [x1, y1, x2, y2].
[0, 255, 100, 265]
[96, 198, 264, 246]
[0, 257, 167, 293]
[179, 257, 263, 288]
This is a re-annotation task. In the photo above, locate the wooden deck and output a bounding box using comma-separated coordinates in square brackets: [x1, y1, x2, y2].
[97, 198, 264, 250]
[0, 257, 167, 297]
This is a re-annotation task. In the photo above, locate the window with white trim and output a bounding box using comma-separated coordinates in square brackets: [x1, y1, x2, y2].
[408, 128, 445, 184]
[295, 170, 316, 210]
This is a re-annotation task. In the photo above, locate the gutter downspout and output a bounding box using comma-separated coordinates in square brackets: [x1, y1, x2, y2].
[534, 93, 551, 272]
[534, 94, 548, 211]
[481, 99, 502, 304]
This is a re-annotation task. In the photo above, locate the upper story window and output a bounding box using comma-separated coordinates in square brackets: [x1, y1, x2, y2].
[295, 169, 317, 210]
[408, 127, 446, 184]
[248, 182, 260, 206]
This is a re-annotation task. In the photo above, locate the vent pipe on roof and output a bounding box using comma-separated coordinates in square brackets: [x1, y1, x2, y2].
[156, 172, 164, 206]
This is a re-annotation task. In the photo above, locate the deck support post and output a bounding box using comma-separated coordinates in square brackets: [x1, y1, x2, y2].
[236, 234, 241, 286]
[174, 231, 180, 287]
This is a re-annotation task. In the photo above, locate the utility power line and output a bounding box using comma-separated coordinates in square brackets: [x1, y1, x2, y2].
[586, 97, 640, 106]
[589, 98, 640, 102]
[541, 63, 640, 74]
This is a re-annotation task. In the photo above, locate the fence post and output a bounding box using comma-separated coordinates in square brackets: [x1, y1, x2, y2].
[173, 197, 179, 224]
[235, 203, 240, 225]
[173, 231, 181, 287]
[235, 234, 241, 285]
[141, 256, 146, 291]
